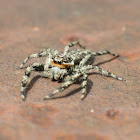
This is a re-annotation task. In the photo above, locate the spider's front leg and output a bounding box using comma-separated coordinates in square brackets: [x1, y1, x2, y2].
[21, 63, 45, 101]
[44, 72, 82, 100]
[19, 51, 46, 69]
[93, 66, 126, 81]
[63, 41, 85, 55]
[19, 48, 57, 69]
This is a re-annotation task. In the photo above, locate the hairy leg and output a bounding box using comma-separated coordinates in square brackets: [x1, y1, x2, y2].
[38, 71, 52, 79]
[21, 63, 45, 101]
[81, 74, 88, 100]
[44, 72, 82, 100]
[79, 54, 92, 66]
[20, 48, 58, 69]
[92, 50, 119, 57]
[93, 66, 125, 81]
[63, 41, 85, 55]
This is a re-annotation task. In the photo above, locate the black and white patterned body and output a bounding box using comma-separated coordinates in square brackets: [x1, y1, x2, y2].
[20, 41, 125, 101]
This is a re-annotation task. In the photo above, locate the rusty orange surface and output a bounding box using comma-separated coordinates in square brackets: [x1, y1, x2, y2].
[0, 0, 140, 140]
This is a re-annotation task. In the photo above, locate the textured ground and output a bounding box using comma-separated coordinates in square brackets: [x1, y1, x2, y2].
[0, 0, 140, 140]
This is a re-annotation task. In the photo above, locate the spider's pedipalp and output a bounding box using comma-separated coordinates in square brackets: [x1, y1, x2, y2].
[92, 50, 119, 57]
[93, 66, 126, 81]
[38, 71, 52, 78]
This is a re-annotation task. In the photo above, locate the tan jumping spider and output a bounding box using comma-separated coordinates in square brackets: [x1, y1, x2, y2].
[20, 41, 125, 101]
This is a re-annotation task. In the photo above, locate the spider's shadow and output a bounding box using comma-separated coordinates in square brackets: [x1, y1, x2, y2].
[24, 56, 119, 100]
[94, 55, 119, 67]
[24, 75, 40, 98]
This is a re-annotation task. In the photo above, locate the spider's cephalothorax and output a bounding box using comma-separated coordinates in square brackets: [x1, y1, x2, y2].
[20, 41, 125, 101]
[50, 54, 74, 68]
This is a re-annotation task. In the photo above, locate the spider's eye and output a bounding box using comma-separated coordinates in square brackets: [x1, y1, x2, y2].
[53, 60, 56, 63]
[63, 60, 67, 63]
[58, 61, 62, 65]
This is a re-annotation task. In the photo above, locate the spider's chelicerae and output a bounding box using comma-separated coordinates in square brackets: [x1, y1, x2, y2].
[20, 41, 125, 101]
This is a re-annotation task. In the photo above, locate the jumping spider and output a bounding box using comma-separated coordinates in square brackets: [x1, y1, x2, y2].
[20, 41, 125, 101]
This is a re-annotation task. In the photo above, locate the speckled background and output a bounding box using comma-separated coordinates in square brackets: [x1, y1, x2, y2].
[0, 0, 140, 140]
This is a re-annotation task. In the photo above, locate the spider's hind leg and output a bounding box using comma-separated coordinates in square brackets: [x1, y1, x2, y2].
[92, 50, 119, 57]
[93, 66, 126, 81]
[63, 41, 85, 55]
[21, 63, 45, 101]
